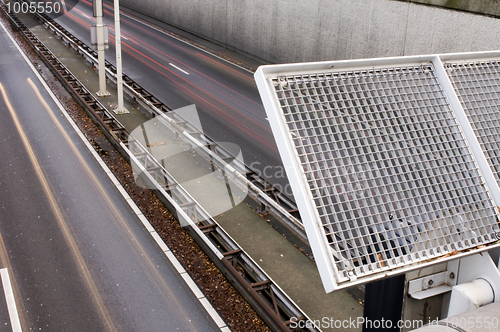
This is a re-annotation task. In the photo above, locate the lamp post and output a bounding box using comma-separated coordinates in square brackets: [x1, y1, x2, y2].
[94, 0, 109, 97]
[113, 0, 128, 114]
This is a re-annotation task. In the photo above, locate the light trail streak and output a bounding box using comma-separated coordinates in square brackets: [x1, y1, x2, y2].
[26, 77, 199, 325]
[68, 1, 274, 146]
[1, 81, 117, 331]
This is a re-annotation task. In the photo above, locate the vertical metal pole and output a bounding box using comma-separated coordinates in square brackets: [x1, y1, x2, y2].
[95, 0, 109, 97]
[362, 275, 406, 332]
[113, 0, 128, 113]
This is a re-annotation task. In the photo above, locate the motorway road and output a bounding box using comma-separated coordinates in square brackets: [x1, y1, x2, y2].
[0, 20, 220, 331]
[50, 0, 292, 193]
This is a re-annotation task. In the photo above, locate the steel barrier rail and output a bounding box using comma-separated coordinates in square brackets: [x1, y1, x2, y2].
[0, 4, 320, 331]
[27, 8, 308, 243]
[126, 137, 314, 332]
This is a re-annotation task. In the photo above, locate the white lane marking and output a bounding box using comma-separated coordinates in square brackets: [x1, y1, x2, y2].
[169, 63, 189, 75]
[2, 19, 229, 331]
[165, 251, 185, 274]
[180, 273, 204, 299]
[200, 298, 227, 328]
[0, 269, 22, 332]
[80, 12, 91, 19]
[121, 35, 128, 40]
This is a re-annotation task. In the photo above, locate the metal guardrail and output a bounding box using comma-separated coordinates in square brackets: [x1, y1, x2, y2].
[0, 3, 320, 331]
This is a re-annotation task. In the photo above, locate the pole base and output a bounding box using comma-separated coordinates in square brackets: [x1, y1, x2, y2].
[113, 106, 129, 114]
[96, 91, 111, 97]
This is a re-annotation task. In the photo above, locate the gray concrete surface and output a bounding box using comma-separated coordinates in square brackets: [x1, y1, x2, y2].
[118, 0, 500, 64]
[407, 0, 500, 17]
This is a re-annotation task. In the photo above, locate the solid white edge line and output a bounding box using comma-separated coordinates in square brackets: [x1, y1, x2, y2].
[138, 214, 155, 232]
[151, 232, 169, 252]
[126, 197, 142, 215]
[0, 268, 22, 332]
[169, 63, 189, 75]
[165, 251, 186, 274]
[102, 2, 254, 74]
[1, 20, 229, 331]
[200, 298, 227, 328]
[180, 273, 204, 299]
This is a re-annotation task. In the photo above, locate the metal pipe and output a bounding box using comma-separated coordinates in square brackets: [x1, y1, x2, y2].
[448, 278, 495, 317]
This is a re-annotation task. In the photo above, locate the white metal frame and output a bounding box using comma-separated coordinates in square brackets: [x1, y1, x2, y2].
[255, 51, 500, 292]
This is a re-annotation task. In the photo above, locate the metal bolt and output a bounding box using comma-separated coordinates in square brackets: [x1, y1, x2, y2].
[449, 272, 455, 279]
[428, 279, 434, 286]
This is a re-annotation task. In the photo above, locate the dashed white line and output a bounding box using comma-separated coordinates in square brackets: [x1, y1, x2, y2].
[169, 63, 189, 75]
[0, 268, 22, 332]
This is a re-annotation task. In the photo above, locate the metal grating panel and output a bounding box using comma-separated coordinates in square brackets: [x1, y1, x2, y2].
[445, 60, 500, 188]
[255, 56, 500, 291]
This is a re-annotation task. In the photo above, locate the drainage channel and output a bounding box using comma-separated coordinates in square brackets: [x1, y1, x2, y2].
[0, 3, 321, 332]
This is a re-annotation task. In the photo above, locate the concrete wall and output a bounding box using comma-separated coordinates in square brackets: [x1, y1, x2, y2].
[407, 0, 500, 17]
[120, 0, 500, 64]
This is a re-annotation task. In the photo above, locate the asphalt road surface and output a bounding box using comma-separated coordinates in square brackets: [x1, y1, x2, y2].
[0, 20, 220, 332]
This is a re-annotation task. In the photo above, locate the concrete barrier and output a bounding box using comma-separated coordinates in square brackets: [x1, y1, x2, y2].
[406, 0, 500, 17]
